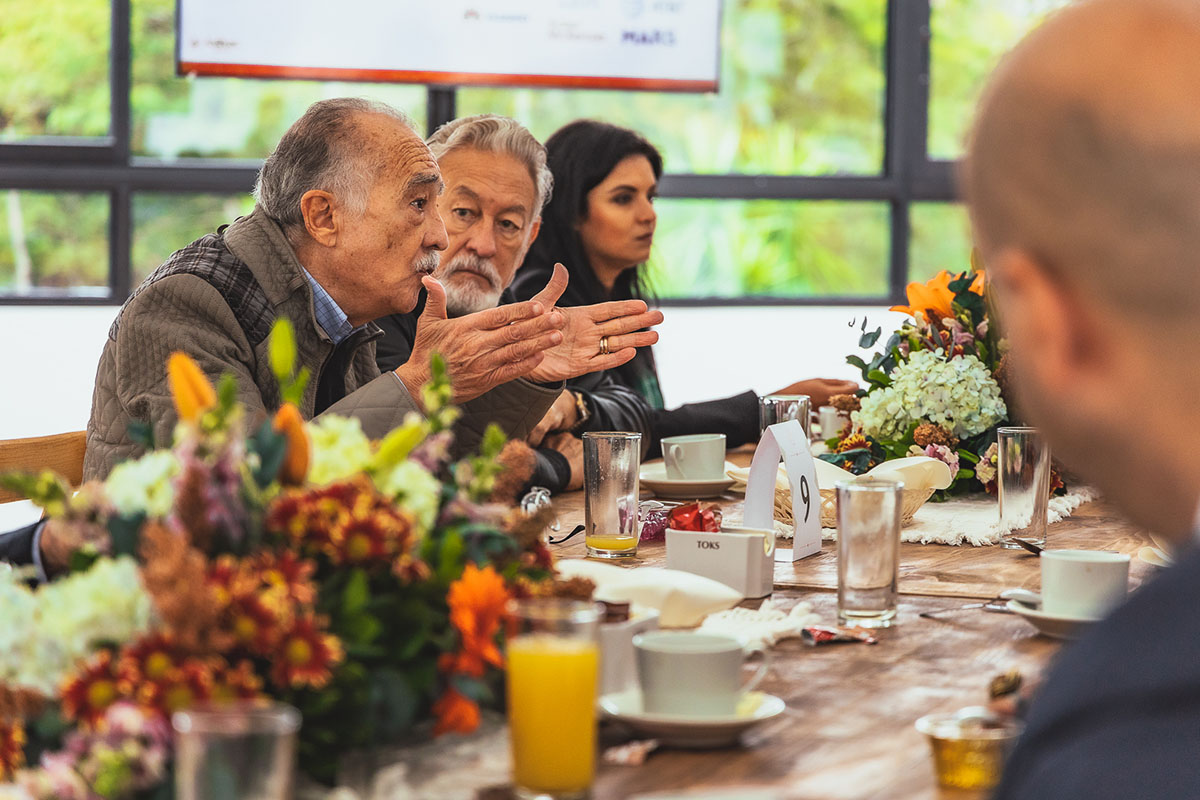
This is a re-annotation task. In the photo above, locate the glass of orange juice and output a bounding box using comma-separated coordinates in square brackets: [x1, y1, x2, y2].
[582, 432, 642, 558]
[507, 598, 602, 799]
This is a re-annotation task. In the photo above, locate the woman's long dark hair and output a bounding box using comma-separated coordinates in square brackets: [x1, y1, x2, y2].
[527, 119, 664, 303]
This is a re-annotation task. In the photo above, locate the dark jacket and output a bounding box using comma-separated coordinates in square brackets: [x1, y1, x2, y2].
[375, 289, 653, 492]
[511, 256, 758, 458]
[993, 536, 1200, 799]
[0, 521, 40, 568]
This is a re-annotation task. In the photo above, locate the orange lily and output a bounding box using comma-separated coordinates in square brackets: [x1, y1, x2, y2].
[890, 270, 986, 322]
[272, 403, 310, 486]
[167, 352, 217, 423]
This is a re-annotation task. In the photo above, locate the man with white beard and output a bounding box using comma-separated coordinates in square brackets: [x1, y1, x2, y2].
[377, 115, 663, 491]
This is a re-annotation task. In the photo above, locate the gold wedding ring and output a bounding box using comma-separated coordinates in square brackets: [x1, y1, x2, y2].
[599, 336, 610, 356]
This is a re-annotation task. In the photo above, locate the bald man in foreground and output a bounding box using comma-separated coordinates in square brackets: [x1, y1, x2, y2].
[965, 0, 1200, 796]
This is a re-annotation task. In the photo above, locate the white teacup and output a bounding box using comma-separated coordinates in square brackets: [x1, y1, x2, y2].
[662, 433, 726, 481]
[633, 631, 768, 716]
[1040, 549, 1130, 619]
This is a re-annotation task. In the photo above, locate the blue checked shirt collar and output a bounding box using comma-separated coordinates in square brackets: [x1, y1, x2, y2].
[301, 268, 358, 345]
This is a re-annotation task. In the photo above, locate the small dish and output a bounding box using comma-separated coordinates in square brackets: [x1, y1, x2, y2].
[1138, 545, 1173, 569]
[1006, 598, 1096, 640]
[640, 461, 736, 500]
[599, 689, 785, 748]
[916, 706, 1023, 790]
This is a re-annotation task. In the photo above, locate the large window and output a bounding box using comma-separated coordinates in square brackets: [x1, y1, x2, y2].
[0, 0, 1065, 305]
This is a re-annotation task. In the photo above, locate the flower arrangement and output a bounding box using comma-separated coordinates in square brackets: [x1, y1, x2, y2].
[0, 319, 553, 795]
[824, 260, 1064, 498]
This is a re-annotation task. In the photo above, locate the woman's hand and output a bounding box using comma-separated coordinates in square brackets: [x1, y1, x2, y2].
[772, 378, 861, 409]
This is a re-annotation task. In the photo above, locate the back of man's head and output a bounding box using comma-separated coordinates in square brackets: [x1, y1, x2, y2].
[964, 0, 1200, 537]
[255, 98, 414, 239]
[427, 114, 553, 214]
[965, 0, 1200, 326]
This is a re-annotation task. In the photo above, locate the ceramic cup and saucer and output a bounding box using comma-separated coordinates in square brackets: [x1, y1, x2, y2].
[1007, 549, 1130, 639]
[599, 631, 785, 748]
[640, 434, 736, 499]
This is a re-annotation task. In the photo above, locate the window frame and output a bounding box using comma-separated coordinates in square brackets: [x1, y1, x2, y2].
[0, 0, 956, 307]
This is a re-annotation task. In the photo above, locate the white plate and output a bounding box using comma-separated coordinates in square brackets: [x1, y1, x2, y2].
[1006, 599, 1096, 640]
[640, 461, 736, 500]
[599, 689, 786, 748]
[1138, 545, 1173, 569]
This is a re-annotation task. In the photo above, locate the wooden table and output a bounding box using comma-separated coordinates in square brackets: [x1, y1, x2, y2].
[536, 450, 1156, 800]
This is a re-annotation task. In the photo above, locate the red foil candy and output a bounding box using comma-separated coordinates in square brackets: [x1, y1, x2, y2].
[800, 625, 879, 646]
[667, 502, 723, 532]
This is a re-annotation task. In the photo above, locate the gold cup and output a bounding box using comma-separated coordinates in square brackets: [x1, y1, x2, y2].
[915, 707, 1023, 790]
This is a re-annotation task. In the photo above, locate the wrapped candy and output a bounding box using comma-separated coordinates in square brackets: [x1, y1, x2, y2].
[666, 502, 723, 533]
[800, 625, 878, 646]
[639, 502, 669, 542]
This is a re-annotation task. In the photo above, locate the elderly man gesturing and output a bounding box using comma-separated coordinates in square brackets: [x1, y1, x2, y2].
[84, 98, 570, 479]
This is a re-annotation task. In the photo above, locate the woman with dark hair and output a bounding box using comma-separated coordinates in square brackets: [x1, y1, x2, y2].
[512, 119, 857, 455]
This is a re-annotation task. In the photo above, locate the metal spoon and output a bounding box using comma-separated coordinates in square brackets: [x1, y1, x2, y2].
[1010, 538, 1044, 555]
[919, 588, 1040, 619]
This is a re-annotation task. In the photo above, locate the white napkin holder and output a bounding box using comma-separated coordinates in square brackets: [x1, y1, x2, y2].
[665, 525, 776, 598]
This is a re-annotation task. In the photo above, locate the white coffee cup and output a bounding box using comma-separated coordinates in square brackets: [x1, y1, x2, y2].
[1040, 549, 1130, 619]
[662, 433, 726, 481]
[633, 631, 768, 716]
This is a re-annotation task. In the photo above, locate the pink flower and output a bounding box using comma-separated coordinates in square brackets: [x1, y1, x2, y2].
[923, 444, 961, 480]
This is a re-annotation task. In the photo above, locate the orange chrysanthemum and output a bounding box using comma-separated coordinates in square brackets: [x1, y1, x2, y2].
[0, 718, 25, 779]
[441, 564, 511, 678]
[210, 659, 266, 704]
[890, 269, 985, 323]
[117, 633, 184, 684]
[270, 616, 343, 690]
[252, 550, 317, 606]
[226, 592, 285, 656]
[61, 650, 123, 727]
[136, 659, 215, 716]
[432, 687, 480, 736]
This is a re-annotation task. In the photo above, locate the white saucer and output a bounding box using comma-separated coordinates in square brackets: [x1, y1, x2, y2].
[1007, 599, 1096, 640]
[599, 689, 785, 748]
[640, 461, 736, 500]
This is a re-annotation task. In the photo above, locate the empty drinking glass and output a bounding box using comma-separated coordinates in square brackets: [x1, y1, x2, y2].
[759, 394, 811, 439]
[836, 479, 904, 627]
[583, 432, 642, 558]
[173, 702, 300, 800]
[997, 427, 1051, 550]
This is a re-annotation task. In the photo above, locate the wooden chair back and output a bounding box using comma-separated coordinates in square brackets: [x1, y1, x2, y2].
[0, 431, 87, 504]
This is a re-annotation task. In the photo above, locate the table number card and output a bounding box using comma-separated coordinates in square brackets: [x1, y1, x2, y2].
[744, 420, 822, 562]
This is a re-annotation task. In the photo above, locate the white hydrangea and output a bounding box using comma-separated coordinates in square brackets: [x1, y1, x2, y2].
[0, 557, 153, 695]
[307, 415, 373, 486]
[373, 460, 441, 536]
[105, 450, 180, 518]
[854, 350, 1007, 441]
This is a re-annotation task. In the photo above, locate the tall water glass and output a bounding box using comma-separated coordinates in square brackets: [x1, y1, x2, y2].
[836, 479, 904, 628]
[583, 431, 642, 558]
[759, 394, 811, 439]
[173, 702, 300, 800]
[997, 427, 1051, 549]
[507, 598, 601, 800]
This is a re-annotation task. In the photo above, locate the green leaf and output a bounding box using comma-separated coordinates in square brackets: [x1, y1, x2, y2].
[958, 468, 976, 480]
[367, 668, 419, 741]
[343, 569, 370, 616]
[866, 369, 891, 387]
[269, 318, 298, 382]
[126, 420, 156, 451]
[957, 448, 981, 465]
[249, 420, 287, 488]
[68, 547, 101, 574]
[858, 326, 882, 349]
[107, 513, 146, 558]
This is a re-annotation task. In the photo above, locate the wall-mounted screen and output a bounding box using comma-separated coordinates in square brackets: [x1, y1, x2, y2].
[177, 0, 722, 92]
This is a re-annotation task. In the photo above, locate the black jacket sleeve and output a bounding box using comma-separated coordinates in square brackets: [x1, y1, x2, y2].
[566, 370, 654, 457]
[0, 521, 42, 568]
[646, 390, 760, 459]
[525, 447, 571, 495]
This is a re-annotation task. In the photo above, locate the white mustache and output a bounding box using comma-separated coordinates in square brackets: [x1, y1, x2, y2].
[439, 253, 502, 291]
[413, 251, 440, 274]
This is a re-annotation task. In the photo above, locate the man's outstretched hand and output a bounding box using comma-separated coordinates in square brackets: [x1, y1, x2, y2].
[525, 264, 665, 383]
[396, 275, 565, 404]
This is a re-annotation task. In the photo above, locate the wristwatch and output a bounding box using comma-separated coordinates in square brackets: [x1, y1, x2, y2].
[571, 391, 591, 430]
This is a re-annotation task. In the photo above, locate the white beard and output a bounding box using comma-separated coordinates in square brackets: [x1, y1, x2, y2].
[440, 253, 505, 317]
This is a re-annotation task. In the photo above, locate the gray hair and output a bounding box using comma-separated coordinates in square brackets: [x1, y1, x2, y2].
[254, 98, 415, 236]
[426, 114, 553, 214]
